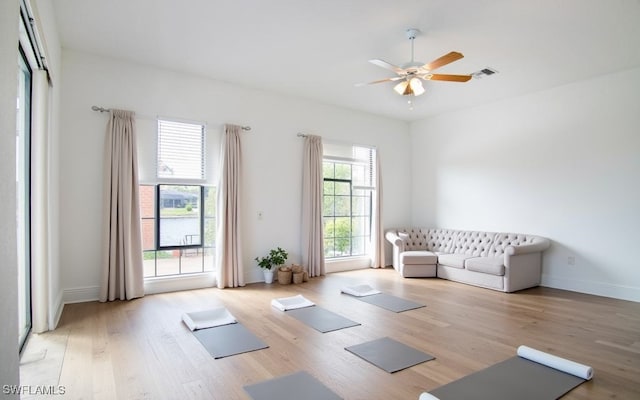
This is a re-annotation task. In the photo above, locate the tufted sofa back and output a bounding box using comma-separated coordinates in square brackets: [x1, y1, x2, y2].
[389, 228, 548, 258]
[395, 228, 459, 252]
[397, 228, 429, 251]
[426, 229, 457, 253]
[487, 233, 544, 257]
[449, 231, 497, 256]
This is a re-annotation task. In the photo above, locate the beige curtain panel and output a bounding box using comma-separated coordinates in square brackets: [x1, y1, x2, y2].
[100, 109, 144, 302]
[30, 70, 50, 330]
[215, 124, 245, 288]
[302, 135, 325, 277]
[370, 151, 385, 268]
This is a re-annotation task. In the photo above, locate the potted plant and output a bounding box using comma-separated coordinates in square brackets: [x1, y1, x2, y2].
[254, 247, 288, 284]
[269, 247, 288, 267]
[270, 247, 292, 284]
[255, 254, 275, 283]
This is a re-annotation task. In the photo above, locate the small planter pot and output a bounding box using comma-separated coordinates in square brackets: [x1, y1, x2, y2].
[263, 270, 274, 284]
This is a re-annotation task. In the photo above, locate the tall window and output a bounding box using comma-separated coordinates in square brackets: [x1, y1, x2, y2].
[323, 144, 376, 258]
[142, 119, 214, 277]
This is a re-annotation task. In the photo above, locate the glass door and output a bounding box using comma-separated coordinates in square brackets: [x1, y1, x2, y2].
[17, 50, 32, 350]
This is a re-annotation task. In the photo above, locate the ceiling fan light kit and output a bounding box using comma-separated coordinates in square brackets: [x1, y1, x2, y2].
[393, 77, 425, 96]
[360, 27, 472, 105]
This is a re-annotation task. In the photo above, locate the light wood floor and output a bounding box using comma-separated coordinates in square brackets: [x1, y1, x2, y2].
[21, 268, 640, 399]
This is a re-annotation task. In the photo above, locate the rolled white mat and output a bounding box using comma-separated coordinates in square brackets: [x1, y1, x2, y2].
[517, 345, 594, 380]
[418, 393, 440, 400]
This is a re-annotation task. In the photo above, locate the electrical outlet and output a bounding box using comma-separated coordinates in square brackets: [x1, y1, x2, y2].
[568, 256, 575, 266]
[257, 211, 263, 220]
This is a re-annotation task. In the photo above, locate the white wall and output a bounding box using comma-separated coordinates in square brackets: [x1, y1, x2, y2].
[411, 67, 640, 302]
[0, 0, 21, 395]
[58, 49, 411, 300]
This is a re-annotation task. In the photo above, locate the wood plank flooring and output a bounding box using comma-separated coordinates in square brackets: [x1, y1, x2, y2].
[20, 268, 640, 399]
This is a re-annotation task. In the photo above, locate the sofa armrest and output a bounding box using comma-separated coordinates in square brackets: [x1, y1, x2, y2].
[385, 230, 407, 271]
[505, 238, 550, 256]
[503, 237, 550, 292]
[385, 231, 405, 248]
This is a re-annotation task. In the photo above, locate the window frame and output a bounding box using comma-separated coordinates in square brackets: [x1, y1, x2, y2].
[322, 152, 375, 259]
[155, 184, 204, 251]
[17, 44, 33, 351]
[141, 183, 216, 278]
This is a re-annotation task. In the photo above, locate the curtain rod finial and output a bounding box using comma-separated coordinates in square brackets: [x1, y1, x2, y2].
[92, 105, 110, 113]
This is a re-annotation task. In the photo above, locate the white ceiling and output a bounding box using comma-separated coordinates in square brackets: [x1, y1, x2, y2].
[51, 0, 640, 122]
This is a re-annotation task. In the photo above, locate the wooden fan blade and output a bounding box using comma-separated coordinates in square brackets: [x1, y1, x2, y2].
[422, 51, 464, 72]
[426, 73, 472, 82]
[354, 76, 404, 87]
[369, 59, 404, 74]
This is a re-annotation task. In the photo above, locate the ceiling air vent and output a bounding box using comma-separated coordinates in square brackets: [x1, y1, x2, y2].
[472, 67, 499, 79]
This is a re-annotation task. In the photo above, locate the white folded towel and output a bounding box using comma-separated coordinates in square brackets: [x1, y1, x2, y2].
[341, 284, 381, 297]
[271, 294, 315, 311]
[182, 307, 237, 331]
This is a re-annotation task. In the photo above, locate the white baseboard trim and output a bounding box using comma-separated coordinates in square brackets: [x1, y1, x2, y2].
[541, 274, 640, 303]
[63, 286, 100, 304]
[326, 257, 370, 273]
[60, 274, 216, 305]
[144, 272, 215, 295]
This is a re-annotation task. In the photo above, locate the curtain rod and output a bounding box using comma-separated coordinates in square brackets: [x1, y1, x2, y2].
[296, 132, 377, 149]
[20, 0, 49, 74]
[91, 106, 251, 131]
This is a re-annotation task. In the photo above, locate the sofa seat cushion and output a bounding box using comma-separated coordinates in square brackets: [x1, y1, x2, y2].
[465, 257, 505, 276]
[400, 251, 438, 265]
[437, 253, 473, 269]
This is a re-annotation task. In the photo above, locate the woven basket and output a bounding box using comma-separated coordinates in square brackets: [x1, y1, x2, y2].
[277, 267, 292, 285]
[292, 272, 304, 284]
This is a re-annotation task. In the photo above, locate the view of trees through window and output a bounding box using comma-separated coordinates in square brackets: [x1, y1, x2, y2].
[158, 185, 202, 248]
[323, 150, 374, 258]
[140, 184, 215, 277]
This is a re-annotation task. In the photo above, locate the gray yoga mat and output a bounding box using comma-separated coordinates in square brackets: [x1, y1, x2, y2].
[355, 293, 425, 313]
[428, 356, 586, 400]
[244, 371, 341, 400]
[345, 337, 435, 373]
[192, 322, 268, 359]
[286, 306, 360, 333]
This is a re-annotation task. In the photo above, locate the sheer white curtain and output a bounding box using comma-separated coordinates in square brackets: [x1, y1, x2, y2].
[100, 110, 144, 302]
[302, 135, 325, 277]
[30, 69, 49, 330]
[370, 151, 385, 268]
[215, 124, 245, 288]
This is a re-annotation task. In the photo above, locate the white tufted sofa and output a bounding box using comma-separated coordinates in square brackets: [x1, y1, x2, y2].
[385, 228, 551, 292]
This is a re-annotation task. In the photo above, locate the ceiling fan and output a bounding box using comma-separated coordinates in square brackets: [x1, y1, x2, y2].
[359, 28, 471, 97]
